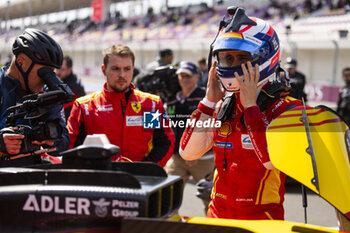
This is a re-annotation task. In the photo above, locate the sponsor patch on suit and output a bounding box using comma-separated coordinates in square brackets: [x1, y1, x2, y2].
[126, 116, 143, 126]
[241, 134, 254, 149]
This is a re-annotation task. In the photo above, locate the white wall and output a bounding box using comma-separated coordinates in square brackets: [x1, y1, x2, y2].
[282, 47, 350, 86]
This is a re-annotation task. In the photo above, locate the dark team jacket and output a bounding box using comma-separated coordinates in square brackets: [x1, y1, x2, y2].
[337, 85, 350, 126]
[62, 73, 86, 120]
[289, 71, 307, 102]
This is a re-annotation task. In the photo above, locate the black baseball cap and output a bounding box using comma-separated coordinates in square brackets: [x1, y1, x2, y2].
[159, 49, 173, 58]
[285, 57, 297, 69]
[176, 61, 199, 76]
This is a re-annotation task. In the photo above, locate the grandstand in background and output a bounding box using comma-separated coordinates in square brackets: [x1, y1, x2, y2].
[0, 0, 349, 105]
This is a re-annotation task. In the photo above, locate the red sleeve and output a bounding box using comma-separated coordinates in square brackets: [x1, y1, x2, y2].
[179, 109, 202, 151]
[67, 100, 86, 149]
[198, 102, 215, 116]
[244, 106, 270, 164]
[244, 98, 302, 164]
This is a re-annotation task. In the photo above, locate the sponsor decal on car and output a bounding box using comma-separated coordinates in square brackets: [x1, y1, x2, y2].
[22, 194, 140, 218]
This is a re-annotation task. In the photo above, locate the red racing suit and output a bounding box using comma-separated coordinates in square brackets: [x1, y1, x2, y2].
[180, 92, 301, 220]
[67, 83, 175, 167]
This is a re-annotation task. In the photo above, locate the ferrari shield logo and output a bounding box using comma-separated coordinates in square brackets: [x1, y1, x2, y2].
[131, 102, 141, 113]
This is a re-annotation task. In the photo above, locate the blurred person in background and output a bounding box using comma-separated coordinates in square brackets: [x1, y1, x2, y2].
[145, 48, 174, 72]
[68, 44, 175, 166]
[165, 61, 215, 214]
[197, 57, 209, 89]
[285, 57, 308, 102]
[337, 67, 350, 126]
[56, 56, 86, 121]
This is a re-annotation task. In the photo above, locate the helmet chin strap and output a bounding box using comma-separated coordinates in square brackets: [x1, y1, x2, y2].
[15, 57, 35, 94]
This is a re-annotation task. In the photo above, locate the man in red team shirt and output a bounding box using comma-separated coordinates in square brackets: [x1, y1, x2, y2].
[67, 44, 175, 166]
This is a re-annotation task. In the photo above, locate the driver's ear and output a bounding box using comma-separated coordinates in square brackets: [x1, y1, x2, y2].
[101, 64, 106, 75]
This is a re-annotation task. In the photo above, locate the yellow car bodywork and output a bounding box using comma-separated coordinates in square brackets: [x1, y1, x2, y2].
[186, 216, 340, 233]
[266, 106, 350, 220]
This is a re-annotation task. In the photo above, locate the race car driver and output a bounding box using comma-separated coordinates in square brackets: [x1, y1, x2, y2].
[67, 44, 175, 167]
[179, 7, 302, 220]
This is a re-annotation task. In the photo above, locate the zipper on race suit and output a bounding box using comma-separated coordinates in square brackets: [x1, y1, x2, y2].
[121, 98, 126, 120]
[121, 88, 132, 120]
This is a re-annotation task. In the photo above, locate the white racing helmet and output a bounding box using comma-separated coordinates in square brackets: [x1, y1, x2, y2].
[212, 7, 281, 92]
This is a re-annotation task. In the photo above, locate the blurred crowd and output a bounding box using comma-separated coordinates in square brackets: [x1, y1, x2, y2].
[1, 0, 350, 44]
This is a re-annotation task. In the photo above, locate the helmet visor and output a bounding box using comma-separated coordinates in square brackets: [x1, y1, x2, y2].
[213, 35, 270, 68]
[215, 50, 253, 68]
